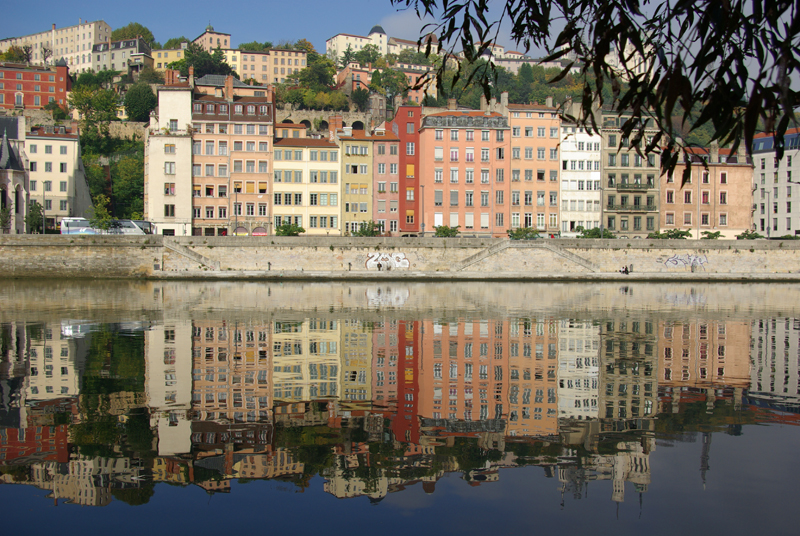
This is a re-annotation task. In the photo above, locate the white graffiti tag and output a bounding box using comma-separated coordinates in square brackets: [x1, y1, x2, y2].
[366, 287, 411, 307]
[366, 252, 411, 271]
[664, 253, 709, 270]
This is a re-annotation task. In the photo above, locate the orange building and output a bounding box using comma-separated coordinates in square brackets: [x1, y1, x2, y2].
[507, 103, 562, 234]
[418, 106, 511, 236]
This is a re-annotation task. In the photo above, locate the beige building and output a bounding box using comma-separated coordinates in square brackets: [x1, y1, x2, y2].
[0, 20, 112, 71]
[272, 318, 341, 403]
[660, 145, 754, 239]
[24, 124, 93, 229]
[273, 127, 341, 234]
[193, 26, 231, 53]
[224, 48, 307, 84]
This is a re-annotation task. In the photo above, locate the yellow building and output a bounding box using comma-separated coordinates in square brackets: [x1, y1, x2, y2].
[152, 47, 186, 71]
[272, 125, 341, 234]
[272, 318, 341, 403]
[337, 128, 375, 234]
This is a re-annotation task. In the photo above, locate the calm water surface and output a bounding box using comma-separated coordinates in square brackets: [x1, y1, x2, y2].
[0, 281, 798, 535]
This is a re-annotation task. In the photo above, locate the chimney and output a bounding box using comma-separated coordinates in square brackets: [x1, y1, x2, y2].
[710, 140, 719, 163]
[447, 98, 457, 111]
[188, 65, 195, 88]
[480, 94, 488, 111]
[225, 75, 234, 101]
[501, 91, 508, 108]
[52, 23, 56, 31]
[489, 96, 497, 111]
[546, 96, 553, 108]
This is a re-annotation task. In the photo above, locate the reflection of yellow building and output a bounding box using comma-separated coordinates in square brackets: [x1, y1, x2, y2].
[232, 449, 304, 479]
[340, 318, 371, 409]
[272, 318, 340, 403]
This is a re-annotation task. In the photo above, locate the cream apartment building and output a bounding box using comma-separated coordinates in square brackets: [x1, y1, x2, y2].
[273, 129, 341, 234]
[338, 128, 375, 234]
[560, 120, 602, 236]
[0, 20, 111, 71]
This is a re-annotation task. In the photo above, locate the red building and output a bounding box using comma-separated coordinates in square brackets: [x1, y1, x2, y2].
[386, 105, 422, 234]
[0, 60, 71, 110]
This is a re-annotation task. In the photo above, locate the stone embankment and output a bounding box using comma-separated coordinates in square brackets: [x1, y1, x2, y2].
[1, 235, 800, 280]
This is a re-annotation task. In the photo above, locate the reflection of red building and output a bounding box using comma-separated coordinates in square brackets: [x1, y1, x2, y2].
[394, 320, 421, 444]
[0, 423, 69, 465]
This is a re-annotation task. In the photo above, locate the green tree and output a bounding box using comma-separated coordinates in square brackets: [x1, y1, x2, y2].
[339, 44, 356, 68]
[24, 201, 43, 233]
[0, 206, 12, 232]
[351, 88, 370, 112]
[369, 68, 408, 106]
[169, 43, 237, 79]
[397, 48, 431, 65]
[434, 225, 460, 237]
[88, 194, 113, 231]
[124, 83, 157, 122]
[294, 39, 320, 65]
[351, 221, 383, 236]
[507, 227, 540, 240]
[576, 226, 616, 239]
[43, 99, 68, 120]
[393, 0, 799, 175]
[701, 230, 722, 239]
[298, 57, 336, 92]
[69, 86, 119, 138]
[137, 66, 165, 84]
[239, 41, 273, 52]
[647, 229, 692, 239]
[111, 22, 157, 47]
[275, 223, 306, 236]
[1, 46, 26, 62]
[736, 230, 765, 239]
[354, 44, 382, 65]
[111, 152, 144, 218]
[20, 45, 33, 63]
[162, 37, 190, 49]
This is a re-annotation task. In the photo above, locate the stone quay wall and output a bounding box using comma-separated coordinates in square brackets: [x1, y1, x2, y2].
[2, 235, 800, 280]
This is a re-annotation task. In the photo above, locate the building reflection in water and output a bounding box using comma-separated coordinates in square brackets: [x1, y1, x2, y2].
[1, 299, 798, 507]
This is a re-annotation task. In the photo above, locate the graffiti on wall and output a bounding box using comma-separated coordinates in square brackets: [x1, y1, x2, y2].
[365, 252, 411, 271]
[663, 253, 709, 270]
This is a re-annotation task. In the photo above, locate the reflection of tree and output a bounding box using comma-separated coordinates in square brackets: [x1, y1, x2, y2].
[111, 485, 155, 506]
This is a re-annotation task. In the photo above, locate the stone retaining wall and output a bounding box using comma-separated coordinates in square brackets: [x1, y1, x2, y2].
[1, 235, 799, 279]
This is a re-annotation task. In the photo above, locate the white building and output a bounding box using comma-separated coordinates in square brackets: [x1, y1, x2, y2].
[560, 119, 602, 236]
[751, 128, 800, 237]
[145, 321, 193, 456]
[144, 86, 194, 235]
[0, 20, 112, 72]
[750, 317, 800, 409]
[557, 320, 600, 420]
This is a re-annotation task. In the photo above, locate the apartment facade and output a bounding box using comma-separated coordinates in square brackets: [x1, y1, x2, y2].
[338, 129, 375, 234]
[601, 114, 661, 237]
[0, 20, 112, 71]
[90, 38, 153, 75]
[273, 135, 341, 234]
[25, 125, 92, 229]
[751, 128, 800, 237]
[152, 46, 187, 71]
[660, 146, 754, 239]
[193, 26, 231, 53]
[191, 76, 274, 236]
[559, 121, 602, 236]
[0, 61, 71, 110]
[370, 128, 401, 234]
[507, 103, 562, 235]
[418, 109, 511, 236]
[144, 86, 194, 236]
[386, 105, 421, 234]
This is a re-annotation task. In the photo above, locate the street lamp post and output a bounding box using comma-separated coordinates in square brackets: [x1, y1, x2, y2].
[420, 184, 425, 237]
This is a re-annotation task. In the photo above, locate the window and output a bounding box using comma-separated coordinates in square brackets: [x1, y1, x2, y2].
[164, 205, 175, 217]
[684, 191, 692, 203]
[406, 142, 415, 155]
[164, 162, 176, 174]
[164, 183, 175, 196]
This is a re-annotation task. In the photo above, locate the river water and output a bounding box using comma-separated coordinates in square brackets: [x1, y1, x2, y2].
[0, 281, 798, 535]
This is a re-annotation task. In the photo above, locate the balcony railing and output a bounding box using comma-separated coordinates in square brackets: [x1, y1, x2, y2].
[606, 204, 657, 212]
[615, 183, 654, 191]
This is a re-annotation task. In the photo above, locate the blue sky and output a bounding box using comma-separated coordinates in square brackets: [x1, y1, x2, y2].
[0, 0, 527, 56]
